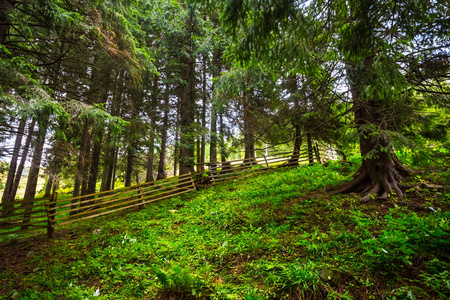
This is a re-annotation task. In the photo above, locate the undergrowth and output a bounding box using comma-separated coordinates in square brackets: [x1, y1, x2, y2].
[1, 160, 449, 299]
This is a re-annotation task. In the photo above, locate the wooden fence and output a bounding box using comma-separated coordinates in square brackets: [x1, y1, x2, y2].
[0, 145, 331, 239]
[0, 194, 55, 236]
[1, 173, 196, 238]
[202, 145, 324, 183]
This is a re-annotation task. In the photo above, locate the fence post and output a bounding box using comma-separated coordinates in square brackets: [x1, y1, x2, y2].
[189, 172, 197, 190]
[263, 155, 269, 167]
[314, 143, 321, 163]
[45, 192, 57, 238]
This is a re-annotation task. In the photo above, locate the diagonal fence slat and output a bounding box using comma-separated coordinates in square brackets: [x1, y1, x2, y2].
[0, 195, 52, 236]
[204, 146, 322, 183]
[1, 173, 196, 238]
[1, 146, 328, 238]
[47, 173, 196, 232]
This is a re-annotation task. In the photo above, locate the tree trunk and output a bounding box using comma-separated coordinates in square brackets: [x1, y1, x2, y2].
[332, 58, 412, 202]
[288, 76, 302, 166]
[307, 132, 314, 164]
[196, 136, 201, 172]
[2, 118, 26, 205]
[243, 90, 256, 165]
[80, 130, 92, 196]
[44, 177, 52, 197]
[179, 54, 196, 175]
[101, 145, 115, 192]
[146, 76, 158, 182]
[146, 137, 154, 182]
[111, 146, 118, 189]
[200, 56, 207, 172]
[290, 122, 302, 166]
[125, 146, 133, 187]
[210, 105, 218, 165]
[21, 119, 48, 228]
[219, 111, 231, 171]
[86, 131, 103, 195]
[0, 0, 14, 44]
[71, 120, 90, 214]
[8, 119, 35, 203]
[157, 90, 169, 180]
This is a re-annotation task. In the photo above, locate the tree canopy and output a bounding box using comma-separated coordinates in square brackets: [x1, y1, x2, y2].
[0, 0, 449, 203]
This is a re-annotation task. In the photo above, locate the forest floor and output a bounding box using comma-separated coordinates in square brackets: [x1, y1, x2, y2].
[0, 160, 449, 300]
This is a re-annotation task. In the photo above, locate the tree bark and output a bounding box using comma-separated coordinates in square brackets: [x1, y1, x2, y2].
[8, 119, 35, 203]
[80, 129, 92, 196]
[179, 53, 196, 175]
[210, 106, 217, 165]
[1, 118, 26, 205]
[243, 89, 256, 165]
[307, 132, 314, 164]
[200, 56, 207, 172]
[125, 146, 133, 187]
[288, 76, 302, 166]
[0, 0, 14, 44]
[146, 76, 158, 182]
[21, 119, 48, 228]
[157, 90, 169, 180]
[86, 131, 102, 195]
[71, 120, 90, 214]
[331, 58, 412, 202]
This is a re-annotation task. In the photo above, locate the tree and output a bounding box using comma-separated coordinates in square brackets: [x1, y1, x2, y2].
[217, 0, 450, 202]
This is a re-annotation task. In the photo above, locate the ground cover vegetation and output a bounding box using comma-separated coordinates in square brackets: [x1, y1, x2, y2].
[1, 0, 450, 298]
[1, 160, 449, 299]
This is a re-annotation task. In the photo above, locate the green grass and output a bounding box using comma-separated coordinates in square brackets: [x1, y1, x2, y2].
[1, 160, 449, 299]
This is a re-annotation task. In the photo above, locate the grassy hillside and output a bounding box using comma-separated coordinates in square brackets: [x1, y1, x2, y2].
[1, 161, 449, 299]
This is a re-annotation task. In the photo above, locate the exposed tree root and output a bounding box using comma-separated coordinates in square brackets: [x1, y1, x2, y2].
[328, 155, 412, 203]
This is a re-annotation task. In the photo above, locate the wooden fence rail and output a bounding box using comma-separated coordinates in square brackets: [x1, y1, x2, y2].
[1, 173, 196, 238]
[0, 145, 332, 238]
[203, 145, 323, 183]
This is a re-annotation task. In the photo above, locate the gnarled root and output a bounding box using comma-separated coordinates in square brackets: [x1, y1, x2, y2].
[328, 155, 410, 203]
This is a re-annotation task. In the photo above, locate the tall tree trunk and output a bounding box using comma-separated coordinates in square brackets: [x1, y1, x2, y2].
[196, 134, 201, 172]
[146, 141, 154, 182]
[86, 131, 103, 195]
[210, 47, 221, 166]
[219, 111, 227, 163]
[101, 145, 116, 192]
[290, 122, 302, 166]
[179, 54, 196, 175]
[200, 57, 207, 172]
[8, 119, 35, 203]
[44, 177, 52, 197]
[111, 146, 118, 189]
[2, 118, 26, 205]
[80, 130, 92, 196]
[288, 76, 302, 165]
[307, 132, 314, 164]
[146, 76, 159, 182]
[243, 90, 255, 165]
[21, 119, 48, 228]
[332, 58, 412, 202]
[179, 8, 196, 175]
[85, 57, 109, 195]
[125, 146, 133, 187]
[0, 0, 14, 44]
[210, 107, 217, 164]
[71, 120, 90, 214]
[174, 127, 179, 176]
[157, 90, 169, 180]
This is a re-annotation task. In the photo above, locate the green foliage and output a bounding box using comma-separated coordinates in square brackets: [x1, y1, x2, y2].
[3, 162, 449, 299]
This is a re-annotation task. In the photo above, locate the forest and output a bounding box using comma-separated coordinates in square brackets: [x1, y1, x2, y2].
[0, 0, 449, 299]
